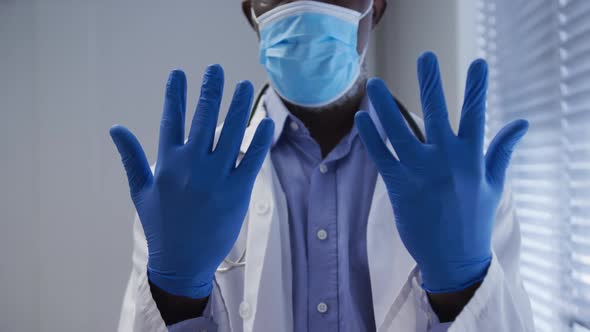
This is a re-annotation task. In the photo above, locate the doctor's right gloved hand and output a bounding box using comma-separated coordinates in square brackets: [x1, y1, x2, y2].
[110, 65, 274, 299]
[356, 53, 528, 293]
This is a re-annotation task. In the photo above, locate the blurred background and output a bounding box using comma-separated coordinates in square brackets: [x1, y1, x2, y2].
[0, 0, 588, 331]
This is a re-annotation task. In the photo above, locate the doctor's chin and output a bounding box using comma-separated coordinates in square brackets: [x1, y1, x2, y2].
[2, 0, 589, 331]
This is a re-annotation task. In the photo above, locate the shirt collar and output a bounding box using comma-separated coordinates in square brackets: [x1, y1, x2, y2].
[262, 87, 388, 148]
[263, 87, 291, 146]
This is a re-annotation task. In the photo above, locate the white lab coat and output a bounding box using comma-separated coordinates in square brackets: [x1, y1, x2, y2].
[118, 92, 535, 332]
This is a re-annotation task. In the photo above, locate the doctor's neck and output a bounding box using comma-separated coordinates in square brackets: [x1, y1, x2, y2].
[282, 74, 368, 158]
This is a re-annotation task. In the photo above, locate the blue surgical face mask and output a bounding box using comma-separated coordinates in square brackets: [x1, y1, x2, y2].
[253, 1, 373, 108]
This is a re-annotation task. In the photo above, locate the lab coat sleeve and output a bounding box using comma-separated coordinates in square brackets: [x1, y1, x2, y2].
[117, 213, 231, 332]
[380, 185, 535, 332]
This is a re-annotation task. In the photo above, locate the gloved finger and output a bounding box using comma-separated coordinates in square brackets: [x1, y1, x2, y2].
[235, 118, 274, 178]
[187, 64, 224, 154]
[366, 78, 421, 162]
[158, 70, 187, 155]
[355, 111, 403, 175]
[215, 81, 254, 168]
[110, 125, 153, 195]
[458, 59, 488, 153]
[417, 52, 453, 144]
[485, 119, 529, 186]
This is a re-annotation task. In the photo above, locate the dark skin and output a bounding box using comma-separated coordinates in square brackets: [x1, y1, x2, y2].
[152, 0, 480, 325]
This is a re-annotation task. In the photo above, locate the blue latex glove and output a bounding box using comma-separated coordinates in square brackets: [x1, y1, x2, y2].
[355, 52, 528, 293]
[110, 65, 274, 298]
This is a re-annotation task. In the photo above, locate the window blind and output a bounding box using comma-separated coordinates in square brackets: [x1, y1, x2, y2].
[477, 1, 590, 331]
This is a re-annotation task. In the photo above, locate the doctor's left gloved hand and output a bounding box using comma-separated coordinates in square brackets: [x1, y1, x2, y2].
[110, 66, 274, 300]
[356, 52, 528, 293]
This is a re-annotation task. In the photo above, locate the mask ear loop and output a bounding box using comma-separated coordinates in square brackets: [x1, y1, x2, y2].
[358, 0, 374, 64]
[359, 0, 375, 20]
[250, 5, 260, 25]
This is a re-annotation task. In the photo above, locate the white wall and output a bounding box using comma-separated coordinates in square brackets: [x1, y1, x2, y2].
[0, 1, 40, 331]
[0, 1, 476, 331]
[0, 1, 265, 331]
[375, 0, 478, 130]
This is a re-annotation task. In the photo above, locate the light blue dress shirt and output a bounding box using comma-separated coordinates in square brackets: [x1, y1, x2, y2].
[169, 89, 451, 331]
[265, 88, 383, 331]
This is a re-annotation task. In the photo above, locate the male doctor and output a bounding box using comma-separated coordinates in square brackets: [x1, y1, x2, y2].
[112, 0, 534, 331]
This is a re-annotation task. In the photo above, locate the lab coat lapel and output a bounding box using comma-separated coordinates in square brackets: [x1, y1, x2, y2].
[367, 143, 416, 330]
[241, 97, 293, 332]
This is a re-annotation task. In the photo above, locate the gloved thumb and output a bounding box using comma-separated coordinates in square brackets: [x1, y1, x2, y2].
[110, 125, 153, 195]
[485, 119, 529, 186]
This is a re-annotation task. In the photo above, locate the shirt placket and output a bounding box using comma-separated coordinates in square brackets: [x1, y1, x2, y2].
[307, 159, 339, 331]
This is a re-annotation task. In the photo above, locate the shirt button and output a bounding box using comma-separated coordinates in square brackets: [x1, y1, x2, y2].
[290, 121, 299, 131]
[239, 301, 252, 319]
[317, 302, 328, 313]
[255, 200, 270, 215]
[316, 229, 328, 241]
[319, 164, 328, 174]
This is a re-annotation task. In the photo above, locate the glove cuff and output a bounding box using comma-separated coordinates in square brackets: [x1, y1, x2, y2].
[419, 257, 491, 294]
[147, 268, 213, 299]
